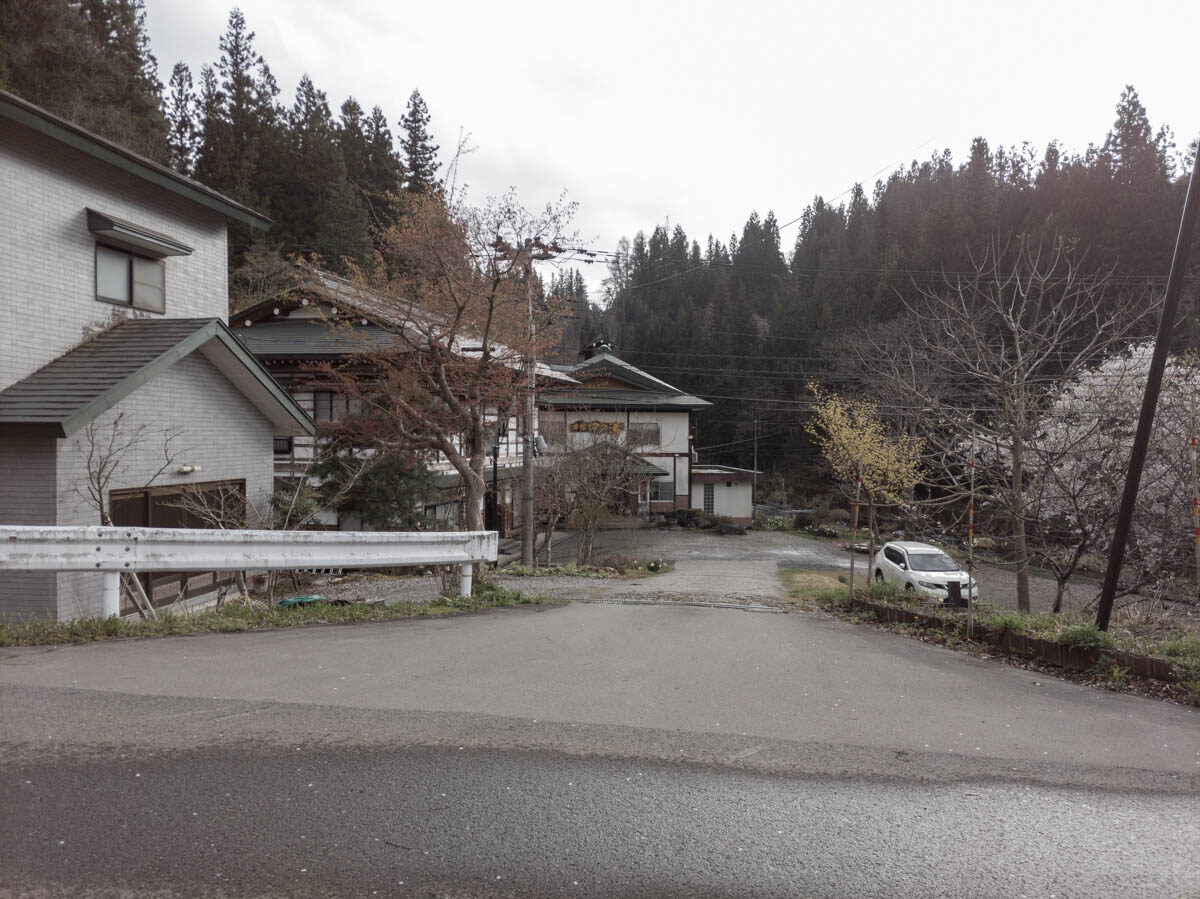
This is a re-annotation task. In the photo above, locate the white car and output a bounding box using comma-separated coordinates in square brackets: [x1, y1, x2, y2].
[872, 541, 978, 602]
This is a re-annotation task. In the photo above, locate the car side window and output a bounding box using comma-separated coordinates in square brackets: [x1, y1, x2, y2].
[884, 547, 901, 565]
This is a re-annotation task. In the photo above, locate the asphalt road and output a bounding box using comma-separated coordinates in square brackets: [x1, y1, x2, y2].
[3, 601, 1198, 896]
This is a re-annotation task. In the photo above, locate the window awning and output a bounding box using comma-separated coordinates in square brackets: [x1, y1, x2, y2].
[86, 208, 194, 257]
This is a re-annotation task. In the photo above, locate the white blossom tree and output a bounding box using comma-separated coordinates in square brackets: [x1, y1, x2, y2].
[1025, 344, 1200, 610]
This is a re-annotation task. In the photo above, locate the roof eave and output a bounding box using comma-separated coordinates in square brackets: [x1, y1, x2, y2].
[0, 91, 271, 231]
[49, 320, 313, 438]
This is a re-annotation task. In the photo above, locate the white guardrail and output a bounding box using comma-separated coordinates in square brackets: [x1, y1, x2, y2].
[0, 526, 498, 618]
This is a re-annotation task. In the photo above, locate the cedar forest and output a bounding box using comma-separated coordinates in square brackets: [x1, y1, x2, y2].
[4, 1, 1198, 499]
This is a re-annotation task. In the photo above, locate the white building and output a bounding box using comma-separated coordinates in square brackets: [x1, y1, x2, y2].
[0, 90, 312, 619]
[690, 465, 758, 526]
[541, 343, 711, 516]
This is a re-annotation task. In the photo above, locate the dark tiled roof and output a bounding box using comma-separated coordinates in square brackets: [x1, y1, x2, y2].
[630, 455, 671, 476]
[566, 352, 684, 394]
[540, 389, 711, 410]
[235, 319, 397, 357]
[0, 318, 312, 437]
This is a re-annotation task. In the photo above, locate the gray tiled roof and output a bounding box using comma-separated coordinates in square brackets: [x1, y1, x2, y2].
[0, 318, 313, 437]
[540, 389, 711, 410]
[235, 319, 397, 357]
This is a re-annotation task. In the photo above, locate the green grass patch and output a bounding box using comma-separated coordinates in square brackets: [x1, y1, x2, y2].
[0, 585, 550, 647]
[1156, 634, 1200, 701]
[984, 610, 1029, 635]
[504, 562, 617, 579]
[1056, 622, 1116, 650]
[779, 568, 850, 609]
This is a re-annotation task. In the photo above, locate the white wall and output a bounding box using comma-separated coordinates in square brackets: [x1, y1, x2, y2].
[51, 353, 276, 619]
[0, 123, 230, 390]
[691, 480, 753, 520]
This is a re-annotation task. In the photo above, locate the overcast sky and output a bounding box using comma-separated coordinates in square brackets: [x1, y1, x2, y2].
[145, 0, 1199, 295]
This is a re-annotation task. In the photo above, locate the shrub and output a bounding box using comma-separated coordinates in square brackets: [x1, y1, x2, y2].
[1089, 658, 1131, 689]
[984, 611, 1029, 636]
[1157, 635, 1200, 695]
[1057, 623, 1115, 649]
[866, 581, 902, 602]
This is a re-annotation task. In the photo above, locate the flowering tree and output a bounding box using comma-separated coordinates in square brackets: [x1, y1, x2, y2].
[806, 384, 923, 593]
[1026, 344, 1200, 609]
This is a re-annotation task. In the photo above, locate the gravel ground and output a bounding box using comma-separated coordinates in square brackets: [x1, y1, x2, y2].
[297, 570, 447, 605]
[294, 528, 1196, 630]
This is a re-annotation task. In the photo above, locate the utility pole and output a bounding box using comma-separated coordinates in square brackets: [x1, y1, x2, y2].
[521, 244, 536, 566]
[967, 419, 976, 637]
[1191, 399, 1199, 599]
[752, 418, 758, 520]
[1096, 149, 1200, 630]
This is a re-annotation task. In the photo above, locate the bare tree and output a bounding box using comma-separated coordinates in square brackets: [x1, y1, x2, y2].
[317, 189, 576, 544]
[841, 236, 1152, 612]
[229, 240, 302, 315]
[75, 412, 184, 525]
[549, 438, 648, 566]
[532, 452, 574, 566]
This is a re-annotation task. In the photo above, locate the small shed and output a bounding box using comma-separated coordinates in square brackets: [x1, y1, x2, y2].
[689, 465, 759, 526]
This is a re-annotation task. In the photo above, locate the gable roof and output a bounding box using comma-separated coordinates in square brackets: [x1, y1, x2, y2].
[568, 352, 684, 394]
[235, 268, 577, 383]
[0, 319, 313, 437]
[0, 90, 270, 231]
[543, 351, 711, 411]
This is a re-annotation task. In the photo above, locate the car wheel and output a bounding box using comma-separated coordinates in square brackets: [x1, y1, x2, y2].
[875, 570, 885, 584]
[904, 583, 915, 593]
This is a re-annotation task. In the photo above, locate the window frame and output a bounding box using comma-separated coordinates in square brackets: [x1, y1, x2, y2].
[94, 242, 166, 314]
[627, 422, 661, 449]
[650, 478, 674, 502]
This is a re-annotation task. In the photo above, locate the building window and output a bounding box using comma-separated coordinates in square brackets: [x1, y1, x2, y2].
[627, 422, 660, 449]
[274, 437, 294, 456]
[311, 391, 362, 423]
[703, 483, 714, 514]
[650, 478, 674, 501]
[96, 245, 165, 313]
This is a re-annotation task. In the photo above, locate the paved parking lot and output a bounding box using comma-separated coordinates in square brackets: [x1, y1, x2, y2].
[545, 527, 1096, 615]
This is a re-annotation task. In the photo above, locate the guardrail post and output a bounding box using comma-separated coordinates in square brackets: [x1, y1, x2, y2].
[460, 562, 473, 598]
[102, 572, 120, 618]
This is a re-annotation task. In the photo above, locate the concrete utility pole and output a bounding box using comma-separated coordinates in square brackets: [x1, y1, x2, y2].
[1096, 149, 1200, 630]
[752, 418, 758, 516]
[521, 246, 536, 566]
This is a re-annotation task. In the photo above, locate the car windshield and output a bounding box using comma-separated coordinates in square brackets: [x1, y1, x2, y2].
[907, 552, 959, 572]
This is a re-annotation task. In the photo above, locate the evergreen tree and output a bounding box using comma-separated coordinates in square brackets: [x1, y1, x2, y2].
[194, 8, 281, 206]
[164, 62, 197, 175]
[399, 89, 440, 194]
[0, 0, 167, 159]
[338, 98, 405, 228]
[273, 75, 371, 269]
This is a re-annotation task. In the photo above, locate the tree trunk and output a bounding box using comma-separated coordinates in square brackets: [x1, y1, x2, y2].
[848, 470, 863, 596]
[462, 464, 485, 532]
[866, 498, 878, 587]
[577, 524, 596, 566]
[1010, 423, 1032, 613]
